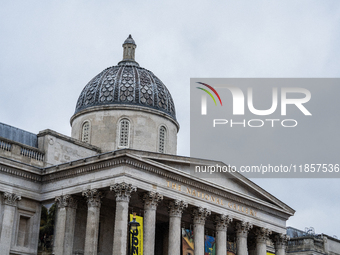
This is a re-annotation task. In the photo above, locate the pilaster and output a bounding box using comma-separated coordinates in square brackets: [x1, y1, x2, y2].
[0, 192, 21, 254]
[54, 195, 78, 255]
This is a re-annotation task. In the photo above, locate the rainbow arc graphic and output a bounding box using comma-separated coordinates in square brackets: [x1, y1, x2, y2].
[196, 82, 223, 106]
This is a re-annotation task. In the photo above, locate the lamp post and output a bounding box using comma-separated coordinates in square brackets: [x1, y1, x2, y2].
[129, 212, 140, 255]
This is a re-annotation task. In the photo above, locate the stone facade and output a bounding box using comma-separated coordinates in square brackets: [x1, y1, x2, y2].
[286, 227, 340, 255]
[70, 107, 178, 154]
[0, 35, 298, 255]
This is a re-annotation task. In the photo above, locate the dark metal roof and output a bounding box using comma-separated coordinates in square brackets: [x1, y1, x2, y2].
[74, 64, 176, 120]
[123, 34, 136, 45]
[0, 122, 38, 148]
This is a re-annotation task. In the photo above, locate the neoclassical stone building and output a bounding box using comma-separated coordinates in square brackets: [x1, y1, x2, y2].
[0, 35, 295, 255]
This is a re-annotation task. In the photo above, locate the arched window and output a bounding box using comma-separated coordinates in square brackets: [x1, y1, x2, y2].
[158, 126, 166, 153]
[82, 121, 90, 143]
[119, 119, 130, 148]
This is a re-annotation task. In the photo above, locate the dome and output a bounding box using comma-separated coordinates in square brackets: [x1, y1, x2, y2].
[74, 35, 176, 120]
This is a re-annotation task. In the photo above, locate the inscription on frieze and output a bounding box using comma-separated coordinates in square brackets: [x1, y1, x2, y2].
[166, 180, 257, 217]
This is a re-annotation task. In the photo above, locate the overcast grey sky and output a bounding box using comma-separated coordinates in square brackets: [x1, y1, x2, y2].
[1, 1, 339, 237]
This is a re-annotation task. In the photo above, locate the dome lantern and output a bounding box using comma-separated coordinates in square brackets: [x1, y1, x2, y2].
[119, 34, 138, 66]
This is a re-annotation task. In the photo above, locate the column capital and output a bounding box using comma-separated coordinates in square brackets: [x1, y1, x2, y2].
[168, 200, 188, 217]
[255, 227, 272, 243]
[142, 191, 163, 210]
[192, 207, 211, 225]
[55, 194, 78, 209]
[275, 233, 289, 249]
[110, 182, 137, 202]
[214, 214, 233, 231]
[82, 189, 104, 208]
[3, 192, 21, 206]
[235, 221, 253, 238]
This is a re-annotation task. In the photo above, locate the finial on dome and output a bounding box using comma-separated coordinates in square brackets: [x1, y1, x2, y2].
[121, 34, 137, 63]
[123, 34, 136, 46]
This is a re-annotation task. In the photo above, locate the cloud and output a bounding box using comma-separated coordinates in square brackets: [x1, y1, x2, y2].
[0, 0, 339, 237]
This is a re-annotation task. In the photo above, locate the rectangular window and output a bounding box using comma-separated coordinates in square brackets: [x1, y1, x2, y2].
[17, 216, 30, 247]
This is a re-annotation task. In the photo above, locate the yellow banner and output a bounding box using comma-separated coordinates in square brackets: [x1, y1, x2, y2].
[129, 214, 143, 255]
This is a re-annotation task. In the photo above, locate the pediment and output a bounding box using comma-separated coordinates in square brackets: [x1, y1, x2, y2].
[132, 152, 295, 217]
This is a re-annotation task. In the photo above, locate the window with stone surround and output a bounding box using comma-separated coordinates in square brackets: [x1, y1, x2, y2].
[82, 121, 90, 143]
[158, 125, 166, 153]
[17, 215, 30, 247]
[119, 119, 130, 148]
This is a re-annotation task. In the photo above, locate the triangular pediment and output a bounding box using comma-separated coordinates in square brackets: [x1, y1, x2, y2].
[128, 151, 295, 217]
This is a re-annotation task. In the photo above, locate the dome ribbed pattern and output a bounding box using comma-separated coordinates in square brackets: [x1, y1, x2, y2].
[75, 64, 176, 120]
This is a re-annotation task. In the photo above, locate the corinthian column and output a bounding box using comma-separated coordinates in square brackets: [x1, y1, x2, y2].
[192, 207, 211, 255]
[214, 214, 232, 255]
[142, 191, 163, 255]
[168, 200, 188, 255]
[235, 222, 253, 255]
[275, 234, 289, 255]
[82, 189, 103, 255]
[54, 195, 78, 255]
[110, 182, 137, 255]
[0, 192, 21, 254]
[255, 228, 272, 255]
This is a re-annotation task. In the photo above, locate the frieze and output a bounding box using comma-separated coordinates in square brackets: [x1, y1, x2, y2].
[0, 164, 41, 182]
[40, 156, 289, 219]
[166, 180, 258, 218]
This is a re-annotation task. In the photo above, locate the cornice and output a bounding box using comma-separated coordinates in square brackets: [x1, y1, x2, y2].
[0, 149, 293, 219]
[41, 154, 292, 219]
[0, 160, 42, 182]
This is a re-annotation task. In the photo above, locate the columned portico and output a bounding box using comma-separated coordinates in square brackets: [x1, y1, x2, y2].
[82, 189, 103, 255]
[111, 182, 137, 255]
[255, 228, 272, 255]
[54, 195, 78, 255]
[168, 200, 188, 255]
[214, 214, 232, 255]
[0, 192, 21, 254]
[142, 191, 163, 255]
[192, 207, 211, 255]
[236, 221, 253, 255]
[275, 234, 289, 255]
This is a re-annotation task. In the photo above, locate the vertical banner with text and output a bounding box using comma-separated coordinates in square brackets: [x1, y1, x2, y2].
[129, 214, 143, 255]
